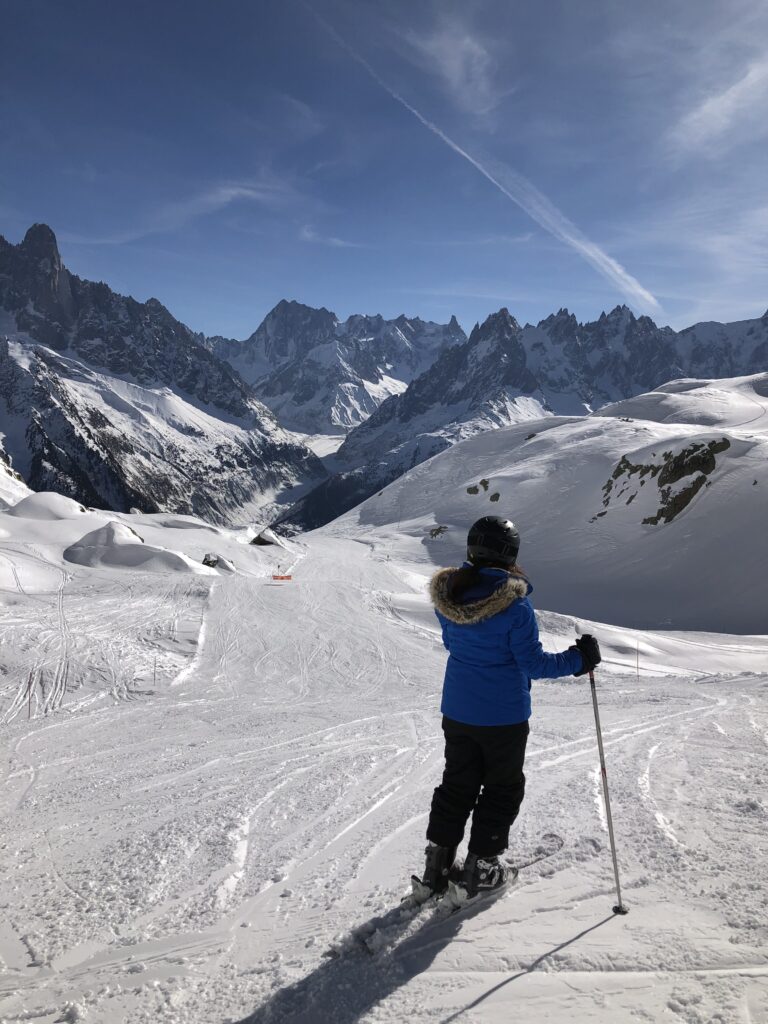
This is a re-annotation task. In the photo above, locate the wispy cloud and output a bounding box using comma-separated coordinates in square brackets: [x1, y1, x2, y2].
[299, 223, 364, 248]
[278, 93, 326, 141]
[403, 16, 505, 118]
[61, 178, 297, 245]
[601, 185, 768, 327]
[672, 57, 768, 154]
[304, 4, 660, 314]
[417, 232, 533, 247]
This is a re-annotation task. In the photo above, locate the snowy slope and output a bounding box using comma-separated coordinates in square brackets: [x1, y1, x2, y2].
[594, 372, 768, 431]
[1, 489, 766, 1023]
[279, 307, 768, 533]
[1, 336, 324, 525]
[325, 375, 768, 634]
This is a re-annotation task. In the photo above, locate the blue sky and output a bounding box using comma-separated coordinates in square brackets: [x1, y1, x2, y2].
[2, 0, 767, 337]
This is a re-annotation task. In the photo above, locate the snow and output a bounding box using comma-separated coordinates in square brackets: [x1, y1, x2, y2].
[1, 390, 767, 1021]
[0, 337, 314, 526]
[293, 434, 347, 459]
[6, 492, 88, 521]
[328, 393, 768, 633]
[63, 521, 216, 574]
[0, 461, 31, 511]
[596, 373, 768, 432]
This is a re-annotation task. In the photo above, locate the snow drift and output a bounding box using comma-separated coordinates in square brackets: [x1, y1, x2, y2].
[5, 491, 87, 520]
[63, 520, 215, 574]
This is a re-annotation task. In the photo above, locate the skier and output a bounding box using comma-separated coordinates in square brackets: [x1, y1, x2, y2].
[417, 516, 601, 901]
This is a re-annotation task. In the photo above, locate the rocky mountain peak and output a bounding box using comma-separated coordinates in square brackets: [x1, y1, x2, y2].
[20, 223, 61, 267]
[0, 234, 325, 521]
[249, 299, 338, 359]
[263, 298, 337, 329]
[599, 303, 635, 326]
[1, 223, 73, 326]
[538, 307, 578, 330]
[208, 302, 467, 433]
[469, 307, 521, 344]
[392, 313, 420, 333]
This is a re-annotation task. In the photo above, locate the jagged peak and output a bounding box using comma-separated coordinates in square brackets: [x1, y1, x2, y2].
[392, 312, 423, 328]
[598, 303, 635, 324]
[20, 223, 61, 265]
[269, 297, 336, 319]
[538, 307, 577, 329]
[466, 307, 521, 348]
[478, 307, 521, 332]
[636, 313, 661, 329]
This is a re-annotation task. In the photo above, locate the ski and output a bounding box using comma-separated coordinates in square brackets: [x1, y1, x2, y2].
[438, 864, 519, 916]
[322, 833, 563, 960]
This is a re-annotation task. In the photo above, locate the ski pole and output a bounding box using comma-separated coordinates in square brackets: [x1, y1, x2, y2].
[589, 668, 629, 915]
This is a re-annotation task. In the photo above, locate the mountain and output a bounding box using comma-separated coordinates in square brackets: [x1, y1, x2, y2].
[206, 299, 466, 434]
[276, 304, 768, 531]
[0, 438, 31, 509]
[323, 372, 768, 634]
[0, 225, 324, 523]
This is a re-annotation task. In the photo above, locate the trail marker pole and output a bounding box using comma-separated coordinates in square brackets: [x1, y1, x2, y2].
[589, 669, 629, 915]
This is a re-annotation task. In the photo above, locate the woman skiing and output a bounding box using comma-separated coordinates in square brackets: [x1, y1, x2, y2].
[417, 515, 600, 901]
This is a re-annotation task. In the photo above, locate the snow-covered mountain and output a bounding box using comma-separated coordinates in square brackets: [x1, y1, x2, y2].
[0, 225, 325, 523]
[0, 438, 31, 509]
[325, 371, 768, 634]
[278, 305, 768, 531]
[207, 299, 466, 434]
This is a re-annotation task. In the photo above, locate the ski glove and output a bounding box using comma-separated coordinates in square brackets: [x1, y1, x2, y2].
[571, 634, 601, 676]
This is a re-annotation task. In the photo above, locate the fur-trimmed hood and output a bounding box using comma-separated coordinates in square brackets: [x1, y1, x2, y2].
[429, 567, 529, 625]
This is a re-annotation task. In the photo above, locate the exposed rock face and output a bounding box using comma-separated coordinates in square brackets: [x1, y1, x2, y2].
[593, 438, 732, 527]
[336, 308, 542, 470]
[207, 299, 467, 433]
[0, 226, 324, 523]
[276, 304, 768, 532]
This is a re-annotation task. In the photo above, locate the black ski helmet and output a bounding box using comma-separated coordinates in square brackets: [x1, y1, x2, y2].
[467, 516, 520, 567]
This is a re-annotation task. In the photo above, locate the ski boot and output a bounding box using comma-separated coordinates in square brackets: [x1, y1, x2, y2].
[409, 842, 458, 903]
[459, 852, 510, 899]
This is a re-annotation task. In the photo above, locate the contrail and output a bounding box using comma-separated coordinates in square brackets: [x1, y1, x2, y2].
[304, 3, 661, 313]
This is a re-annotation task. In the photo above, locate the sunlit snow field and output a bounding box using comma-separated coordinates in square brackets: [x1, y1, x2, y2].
[1, 396, 767, 1023]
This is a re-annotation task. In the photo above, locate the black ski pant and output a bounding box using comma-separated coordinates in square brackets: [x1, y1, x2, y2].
[427, 716, 529, 857]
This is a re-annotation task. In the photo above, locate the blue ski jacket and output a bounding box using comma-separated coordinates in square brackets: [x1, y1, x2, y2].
[430, 564, 583, 726]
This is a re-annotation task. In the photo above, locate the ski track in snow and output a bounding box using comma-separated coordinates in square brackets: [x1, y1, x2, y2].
[0, 535, 766, 1023]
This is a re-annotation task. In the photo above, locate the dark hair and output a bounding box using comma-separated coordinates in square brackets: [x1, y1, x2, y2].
[447, 561, 527, 602]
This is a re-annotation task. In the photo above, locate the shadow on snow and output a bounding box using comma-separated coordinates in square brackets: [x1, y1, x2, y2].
[232, 901, 617, 1024]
